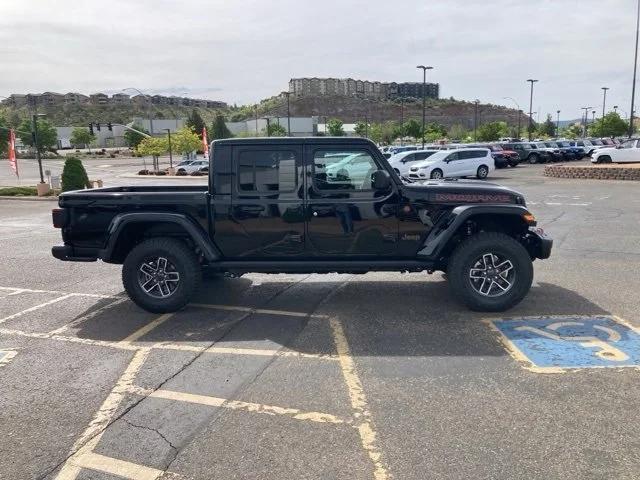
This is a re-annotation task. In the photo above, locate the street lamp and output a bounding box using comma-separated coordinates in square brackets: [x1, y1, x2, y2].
[473, 100, 480, 141]
[122, 87, 154, 134]
[164, 128, 173, 169]
[630, 0, 640, 137]
[556, 110, 561, 136]
[281, 92, 291, 136]
[32, 113, 46, 184]
[614, 105, 619, 114]
[400, 98, 405, 146]
[526, 79, 538, 140]
[416, 65, 433, 149]
[502, 96, 522, 140]
[581, 106, 593, 137]
[601, 87, 610, 117]
[262, 117, 271, 137]
[592, 110, 596, 124]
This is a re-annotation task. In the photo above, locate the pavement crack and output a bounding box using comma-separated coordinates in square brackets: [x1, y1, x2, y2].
[122, 418, 179, 463]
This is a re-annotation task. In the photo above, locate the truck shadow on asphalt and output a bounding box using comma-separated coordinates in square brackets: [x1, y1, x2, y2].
[70, 278, 609, 359]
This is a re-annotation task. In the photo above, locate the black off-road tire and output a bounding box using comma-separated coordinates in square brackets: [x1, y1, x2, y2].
[122, 237, 202, 313]
[447, 232, 533, 312]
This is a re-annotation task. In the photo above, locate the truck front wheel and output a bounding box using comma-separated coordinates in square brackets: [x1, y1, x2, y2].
[122, 237, 202, 313]
[447, 232, 533, 312]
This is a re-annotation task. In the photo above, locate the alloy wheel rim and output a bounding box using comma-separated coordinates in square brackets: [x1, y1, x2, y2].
[137, 256, 180, 298]
[432, 171, 442, 179]
[468, 252, 515, 297]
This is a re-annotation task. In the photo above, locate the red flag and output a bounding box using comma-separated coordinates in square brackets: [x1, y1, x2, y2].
[202, 127, 209, 158]
[8, 129, 18, 177]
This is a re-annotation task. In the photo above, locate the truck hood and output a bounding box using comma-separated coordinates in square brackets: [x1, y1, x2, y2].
[402, 179, 525, 205]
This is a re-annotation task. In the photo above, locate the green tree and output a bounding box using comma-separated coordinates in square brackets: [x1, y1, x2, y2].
[448, 124, 468, 141]
[61, 156, 90, 192]
[18, 118, 58, 151]
[186, 109, 205, 137]
[210, 114, 232, 140]
[265, 123, 287, 137]
[354, 121, 369, 137]
[171, 127, 202, 155]
[536, 114, 556, 138]
[369, 122, 400, 144]
[562, 123, 584, 139]
[404, 119, 422, 139]
[327, 118, 344, 136]
[588, 112, 629, 137]
[124, 123, 149, 148]
[136, 136, 168, 171]
[69, 127, 95, 148]
[477, 121, 509, 142]
[0, 116, 8, 156]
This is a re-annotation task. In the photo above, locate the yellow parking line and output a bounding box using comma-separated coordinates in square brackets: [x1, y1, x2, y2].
[190, 303, 327, 318]
[0, 294, 75, 325]
[119, 314, 174, 344]
[147, 389, 346, 424]
[69, 451, 163, 480]
[56, 348, 152, 480]
[330, 317, 390, 480]
[0, 286, 118, 299]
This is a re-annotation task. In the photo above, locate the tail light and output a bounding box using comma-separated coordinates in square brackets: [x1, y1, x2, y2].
[52, 208, 67, 229]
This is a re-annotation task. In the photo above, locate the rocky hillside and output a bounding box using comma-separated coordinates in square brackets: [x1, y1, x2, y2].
[260, 95, 526, 128]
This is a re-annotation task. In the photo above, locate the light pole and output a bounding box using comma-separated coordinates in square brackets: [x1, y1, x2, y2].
[592, 110, 596, 124]
[630, 0, 640, 137]
[556, 110, 561, 136]
[254, 105, 258, 135]
[502, 96, 522, 140]
[473, 100, 480, 141]
[281, 91, 291, 136]
[582, 106, 592, 137]
[400, 97, 404, 146]
[601, 87, 609, 118]
[263, 117, 271, 137]
[526, 79, 538, 140]
[416, 65, 433, 149]
[614, 105, 619, 114]
[123, 87, 153, 134]
[32, 113, 46, 184]
[164, 128, 173, 169]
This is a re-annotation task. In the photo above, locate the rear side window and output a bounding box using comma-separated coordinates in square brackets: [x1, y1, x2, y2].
[237, 149, 297, 192]
[458, 150, 486, 159]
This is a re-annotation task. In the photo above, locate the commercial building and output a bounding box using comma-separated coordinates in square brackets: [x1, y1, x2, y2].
[289, 77, 439, 101]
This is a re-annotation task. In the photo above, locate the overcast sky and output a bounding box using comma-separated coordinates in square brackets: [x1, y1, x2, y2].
[0, 0, 637, 120]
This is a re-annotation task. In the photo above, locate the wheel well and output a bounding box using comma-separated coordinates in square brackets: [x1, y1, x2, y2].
[109, 222, 195, 263]
[437, 213, 529, 267]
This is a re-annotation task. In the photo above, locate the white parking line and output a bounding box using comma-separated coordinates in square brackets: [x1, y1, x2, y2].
[0, 349, 17, 367]
[190, 302, 328, 318]
[68, 451, 163, 480]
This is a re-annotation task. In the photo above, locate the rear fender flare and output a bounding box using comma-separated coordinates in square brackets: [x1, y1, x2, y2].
[100, 212, 220, 262]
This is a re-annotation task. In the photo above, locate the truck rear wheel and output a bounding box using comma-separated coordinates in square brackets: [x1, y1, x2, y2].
[122, 237, 201, 313]
[447, 232, 533, 311]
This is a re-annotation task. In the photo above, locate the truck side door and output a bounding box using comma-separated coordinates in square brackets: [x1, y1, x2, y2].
[223, 144, 305, 258]
[305, 144, 399, 256]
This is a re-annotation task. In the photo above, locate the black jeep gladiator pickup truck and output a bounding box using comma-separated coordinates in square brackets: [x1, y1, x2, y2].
[52, 137, 552, 313]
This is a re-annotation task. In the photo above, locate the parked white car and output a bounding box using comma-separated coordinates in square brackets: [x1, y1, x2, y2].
[177, 160, 209, 174]
[591, 138, 640, 163]
[388, 150, 439, 176]
[407, 148, 495, 180]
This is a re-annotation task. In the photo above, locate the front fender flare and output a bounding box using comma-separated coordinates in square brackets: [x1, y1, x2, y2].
[417, 205, 532, 259]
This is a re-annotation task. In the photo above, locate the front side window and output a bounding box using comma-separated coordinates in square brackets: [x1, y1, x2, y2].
[445, 152, 459, 162]
[414, 151, 435, 161]
[314, 150, 379, 191]
[238, 149, 297, 192]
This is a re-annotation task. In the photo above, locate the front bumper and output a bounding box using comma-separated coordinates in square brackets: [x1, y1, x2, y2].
[525, 227, 553, 260]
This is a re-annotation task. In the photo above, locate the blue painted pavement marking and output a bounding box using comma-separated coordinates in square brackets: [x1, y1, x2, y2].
[490, 316, 640, 371]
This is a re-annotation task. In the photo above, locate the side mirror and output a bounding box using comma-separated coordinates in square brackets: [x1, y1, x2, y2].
[371, 170, 392, 190]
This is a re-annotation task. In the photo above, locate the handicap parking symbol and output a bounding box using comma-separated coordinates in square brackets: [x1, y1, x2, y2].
[487, 316, 640, 372]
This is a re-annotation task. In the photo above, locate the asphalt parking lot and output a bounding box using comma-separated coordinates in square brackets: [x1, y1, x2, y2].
[1, 163, 640, 479]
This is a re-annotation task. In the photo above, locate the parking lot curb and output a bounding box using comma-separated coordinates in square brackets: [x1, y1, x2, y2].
[544, 164, 640, 181]
[0, 195, 59, 201]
